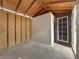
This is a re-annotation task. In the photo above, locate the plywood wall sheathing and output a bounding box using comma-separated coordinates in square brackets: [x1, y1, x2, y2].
[26, 1, 41, 16]
[0, 11, 7, 50]
[8, 13, 15, 47]
[0, 10, 32, 50]
[26, 18, 32, 41]
[16, 15, 21, 44]
[22, 16, 26, 43]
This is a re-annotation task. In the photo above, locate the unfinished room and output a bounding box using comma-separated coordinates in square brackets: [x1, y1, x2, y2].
[0, 0, 79, 59]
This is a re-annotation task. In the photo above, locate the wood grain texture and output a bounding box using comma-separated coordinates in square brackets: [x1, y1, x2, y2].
[26, 0, 41, 16]
[16, 15, 21, 44]
[26, 18, 32, 40]
[0, 11, 7, 50]
[3, 0, 20, 11]
[8, 13, 15, 47]
[0, 10, 1, 29]
[22, 16, 26, 43]
[0, 10, 32, 50]
[17, 0, 29, 13]
[0, 0, 76, 16]
[0, 0, 1, 6]
[39, 0, 75, 5]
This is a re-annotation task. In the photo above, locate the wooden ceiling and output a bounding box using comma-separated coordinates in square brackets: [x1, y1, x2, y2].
[0, 0, 76, 17]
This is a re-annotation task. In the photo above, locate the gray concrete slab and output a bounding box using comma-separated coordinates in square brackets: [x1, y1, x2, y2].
[0, 41, 75, 59]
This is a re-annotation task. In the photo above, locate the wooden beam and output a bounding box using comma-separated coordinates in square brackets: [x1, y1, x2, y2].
[42, 0, 76, 5]
[32, 7, 43, 17]
[0, 0, 1, 6]
[38, 0, 49, 12]
[37, 0, 49, 13]
[33, 8, 44, 17]
[37, 10, 46, 15]
[53, 10, 72, 13]
[0, 0, 2, 7]
[49, 9, 72, 11]
[24, 0, 36, 14]
[37, 0, 47, 11]
[54, 13, 71, 17]
[15, 0, 22, 11]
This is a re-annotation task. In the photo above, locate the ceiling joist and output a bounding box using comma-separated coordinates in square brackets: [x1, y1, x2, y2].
[0, 0, 76, 17]
[24, 0, 36, 14]
[40, 0, 76, 5]
[15, 0, 22, 11]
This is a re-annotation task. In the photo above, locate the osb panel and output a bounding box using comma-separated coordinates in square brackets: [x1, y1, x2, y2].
[16, 15, 21, 44]
[3, 0, 20, 11]
[22, 17, 26, 43]
[0, 11, 7, 50]
[8, 13, 15, 47]
[26, 18, 32, 40]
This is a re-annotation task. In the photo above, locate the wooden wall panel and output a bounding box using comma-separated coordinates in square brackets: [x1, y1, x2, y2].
[8, 13, 15, 47]
[0, 11, 7, 50]
[22, 17, 26, 43]
[16, 15, 21, 44]
[26, 18, 32, 40]
[0, 10, 32, 50]
[1, 12, 7, 29]
[0, 11, 1, 29]
[1, 30, 7, 49]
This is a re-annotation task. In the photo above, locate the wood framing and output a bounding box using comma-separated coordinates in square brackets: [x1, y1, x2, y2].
[8, 13, 15, 47]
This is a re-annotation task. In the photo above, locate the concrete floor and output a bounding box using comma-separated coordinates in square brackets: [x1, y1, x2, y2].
[0, 41, 75, 59]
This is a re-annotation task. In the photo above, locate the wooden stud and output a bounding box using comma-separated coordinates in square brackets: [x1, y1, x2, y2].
[16, 0, 22, 11]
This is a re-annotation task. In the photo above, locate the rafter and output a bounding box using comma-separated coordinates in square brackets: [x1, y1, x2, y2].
[0, 0, 76, 17]
[0, 0, 1, 6]
[53, 13, 71, 17]
[37, 10, 46, 15]
[51, 10, 72, 14]
[24, 0, 36, 14]
[0, 0, 2, 7]
[41, 0, 76, 5]
[15, 0, 22, 11]
[33, 7, 44, 17]
[37, 0, 50, 13]
[37, 0, 47, 12]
